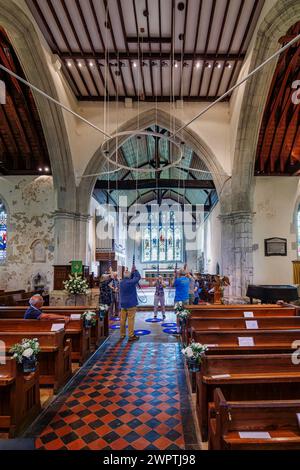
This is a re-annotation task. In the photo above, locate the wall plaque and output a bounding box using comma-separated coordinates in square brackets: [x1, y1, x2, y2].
[264, 237, 287, 256]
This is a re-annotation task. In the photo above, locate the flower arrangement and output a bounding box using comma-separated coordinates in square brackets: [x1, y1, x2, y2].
[182, 341, 207, 364]
[10, 338, 40, 364]
[63, 273, 89, 295]
[175, 302, 190, 321]
[81, 311, 97, 327]
[98, 304, 109, 319]
[99, 304, 109, 312]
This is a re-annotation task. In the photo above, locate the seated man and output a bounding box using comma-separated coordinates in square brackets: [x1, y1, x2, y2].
[24, 295, 69, 322]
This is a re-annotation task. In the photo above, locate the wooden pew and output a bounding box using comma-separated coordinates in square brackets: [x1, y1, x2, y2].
[43, 306, 107, 348]
[196, 353, 300, 441]
[0, 305, 107, 351]
[190, 316, 300, 331]
[183, 305, 297, 344]
[0, 312, 93, 365]
[209, 388, 300, 450]
[0, 326, 72, 393]
[191, 329, 300, 354]
[0, 357, 40, 437]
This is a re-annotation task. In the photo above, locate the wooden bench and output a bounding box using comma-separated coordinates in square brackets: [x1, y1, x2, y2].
[182, 305, 297, 344]
[191, 328, 300, 354]
[189, 316, 300, 332]
[0, 312, 92, 365]
[0, 357, 40, 437]
[209, 388, 300, 450]
[0, 326, 72, 393]
[0, 305, 107, 352]
[43, 306, 107, 348]
[196, 353, 300, 441]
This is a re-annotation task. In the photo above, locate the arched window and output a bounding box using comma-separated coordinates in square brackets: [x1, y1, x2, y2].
[0, 199, 7, 261]
[142, 210, 183, 263]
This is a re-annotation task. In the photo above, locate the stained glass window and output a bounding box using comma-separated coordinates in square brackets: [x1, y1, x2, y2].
[142, 210, 183, 262]
[0, 199, 7, 261]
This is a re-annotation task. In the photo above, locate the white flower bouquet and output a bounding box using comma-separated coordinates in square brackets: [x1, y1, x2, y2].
[182, 341, 207, 364]
[10, 338, 40, 364]
[176, 308, 191, 321]
[81, 310, 97, 327]
[99, 304, 109, 312]
[63, 273, 89, 295]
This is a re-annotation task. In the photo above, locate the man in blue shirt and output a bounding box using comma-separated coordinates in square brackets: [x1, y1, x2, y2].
[24, 295, 69, 321]
[173, 270, 190, 305]
[119, 268, 141, 341]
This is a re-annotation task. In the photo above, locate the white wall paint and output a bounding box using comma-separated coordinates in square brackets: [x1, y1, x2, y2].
[0, 175, 55, 291]
[253, 177, 300, 284]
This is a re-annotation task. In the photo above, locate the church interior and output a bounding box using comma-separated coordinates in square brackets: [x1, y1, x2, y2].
[1, 0, 300, 453]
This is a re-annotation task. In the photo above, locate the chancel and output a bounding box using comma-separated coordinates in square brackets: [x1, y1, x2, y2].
[1, 0, 300, 453]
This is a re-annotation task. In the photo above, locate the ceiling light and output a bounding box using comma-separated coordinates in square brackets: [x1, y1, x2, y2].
[205, 62, 212, 68]
[89, 61, 93, 67]
[78, 62, 82, 68]
[174, 62, 178, 68]
[133, 61, 137, 67]
[67, 61, 72, 67]
[38, 167, 43, 172]
[196, 62, 201, 69]
[44, 167, 50, 172]
[215, 62, 221, 69]
[226, 62, 232, 68]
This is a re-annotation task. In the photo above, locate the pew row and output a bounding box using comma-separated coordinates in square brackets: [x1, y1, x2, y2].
[0, 326, 72, 392]
[209, 388, 300, 450]
[196, 353, 300, 441]
[0, 305, 108, 350]
[0, 357, 40, 437]
[189, 316, 300, 331]
[191, 329, 300, 354]
[0, 314, 92, 365]
[182, 305, 297, 344]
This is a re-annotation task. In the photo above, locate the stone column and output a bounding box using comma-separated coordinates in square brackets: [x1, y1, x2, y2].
[220, 211, 253, 300]
[53, 211, 90, 265]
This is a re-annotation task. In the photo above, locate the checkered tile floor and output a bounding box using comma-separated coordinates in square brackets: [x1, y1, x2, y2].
[32, 315, 199, 450]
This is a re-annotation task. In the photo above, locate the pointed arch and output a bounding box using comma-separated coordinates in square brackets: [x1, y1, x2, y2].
[78, 108, 227, 214]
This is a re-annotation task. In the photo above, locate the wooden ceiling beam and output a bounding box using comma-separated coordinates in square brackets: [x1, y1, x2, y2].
[116, 0, 137, 96]
[188, 0, 202, 97]
[59, 51, 245, 61]
[103, 0, 128, 96]
[197, 0, 216, 97]
[31, 0, 81, 96]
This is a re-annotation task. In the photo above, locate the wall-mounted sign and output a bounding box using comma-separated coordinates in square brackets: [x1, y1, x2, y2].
[264, 238, 287, 257]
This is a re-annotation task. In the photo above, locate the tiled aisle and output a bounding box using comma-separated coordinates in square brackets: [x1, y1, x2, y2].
[29, 312, 200, 450]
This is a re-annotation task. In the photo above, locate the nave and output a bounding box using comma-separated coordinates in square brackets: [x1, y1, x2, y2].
[27, 312, 200, 451]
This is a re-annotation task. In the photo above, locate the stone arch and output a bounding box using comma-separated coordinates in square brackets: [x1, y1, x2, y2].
[231, 0, 300, 213]
[78, 107, 228, 214]
[0, 0, 76, 212]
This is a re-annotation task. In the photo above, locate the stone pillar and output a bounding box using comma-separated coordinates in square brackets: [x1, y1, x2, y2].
[54, 211, 90, 265]
[220, 211, 253, 300]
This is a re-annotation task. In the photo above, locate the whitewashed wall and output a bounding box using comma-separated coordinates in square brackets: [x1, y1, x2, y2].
[0, 175, 55, 291]
[253, 177, 300, 284]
